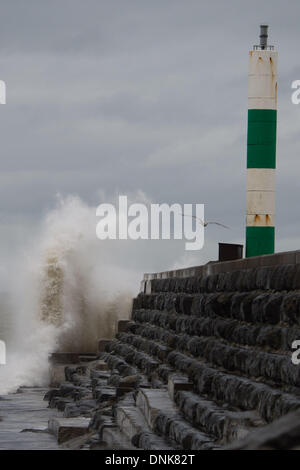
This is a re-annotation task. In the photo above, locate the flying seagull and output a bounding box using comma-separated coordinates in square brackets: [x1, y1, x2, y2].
[181, 213, 230, 229]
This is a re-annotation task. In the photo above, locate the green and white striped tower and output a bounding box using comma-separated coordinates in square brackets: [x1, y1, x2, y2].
[246, 25, 277, 258]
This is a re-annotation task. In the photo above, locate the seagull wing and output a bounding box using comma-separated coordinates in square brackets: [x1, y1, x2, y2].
[206, 221, 230, 229]
[181, 213, 205, 226]
[191, 215, 205, 226]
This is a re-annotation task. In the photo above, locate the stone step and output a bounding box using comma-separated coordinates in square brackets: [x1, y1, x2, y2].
[88, 359, 109, 372]
[116, 332, 171, 361]
[93, 386, 116, 403]
[79, 355, 98, 362]
[135, 388, 216, 450]
[168, 351, 300, 422]
[63, 399, 97, 418]
[116, 405, 174, 450]
[101, 350, 138, 377]
[106, 341, 161, 377]
[103, 350, 172, 387]
[134, 289, 300, 327]
[130, 311, 300, 352]
[104, 334, 300, 422]
[48, 417, 91, 444]
[49, 352, 97, 364]
[118, 328, 300, 388]
[64, 365, 88, 382]
[98, 339, 113, 353]
[136, 388, 178, 429]
[148, 264, 300, 294]
[49, 364, 68, 387]
[49, 352, 82, 364]
[168, 374, 193, 401]
[94, 414, 135, 449]
[224, 408, 300, 450]
[175, 390, 264, 443]
[101, 426, 135, 450]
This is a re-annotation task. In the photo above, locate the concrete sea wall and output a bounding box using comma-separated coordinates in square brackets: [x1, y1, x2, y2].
[46, 250, 300, 449]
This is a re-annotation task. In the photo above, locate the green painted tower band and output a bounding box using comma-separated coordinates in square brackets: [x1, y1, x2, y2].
[246, 25, 277, 258]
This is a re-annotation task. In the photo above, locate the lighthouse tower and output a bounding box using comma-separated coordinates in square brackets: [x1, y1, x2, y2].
[246, 25, 277, 257]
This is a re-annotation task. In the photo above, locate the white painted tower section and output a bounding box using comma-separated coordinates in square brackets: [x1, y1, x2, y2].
[246, 26, 278, 257]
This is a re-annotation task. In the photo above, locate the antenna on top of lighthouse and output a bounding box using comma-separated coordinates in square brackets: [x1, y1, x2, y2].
[254, 24, 274, 51]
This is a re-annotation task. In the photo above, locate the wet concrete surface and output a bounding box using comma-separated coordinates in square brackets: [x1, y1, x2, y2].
[0, 387, 62, 449]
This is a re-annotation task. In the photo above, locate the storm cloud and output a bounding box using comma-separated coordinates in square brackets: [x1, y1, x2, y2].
[0, 0, 299, 284]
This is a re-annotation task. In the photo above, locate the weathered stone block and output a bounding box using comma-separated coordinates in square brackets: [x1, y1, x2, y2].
[98, 339, 112, 353]
[48, 417, 90, 444]
[168, 375, 193, 401]
[117, 320, 131, 333]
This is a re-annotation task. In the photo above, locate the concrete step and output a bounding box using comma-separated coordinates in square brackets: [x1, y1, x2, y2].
[134, 290, 287, 326]
[49, 364, 68, 387]
[168, 374, 193, 400]
[105, 343, 161, 379]
[175, 390, 264, 443]
[116, 405, 174, 450]
[100, 335, 300, 424]
[103, 350, 168, 386]
[101, 351, 138, 377]
[48, 417, 91, 444]
[145, 263, 300, 295]
[168, 350, 300, 422]
[130, 313, 300, 353]
[95, 415, 135, 449]
[136, 388, 178, 428]
[135, 388, 216, 450]
[224, 408, 300, 450]
[101, 426, 135, 450]
[125, 333, 300, 387]
[88, 359, 109, 372]
[49, 352, 97, 364]
[79, 355, 98, 362]
[120, 329, 300, 388]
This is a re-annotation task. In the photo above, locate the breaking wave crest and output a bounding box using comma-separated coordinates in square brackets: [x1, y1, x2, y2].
[0, 196, 139, 394]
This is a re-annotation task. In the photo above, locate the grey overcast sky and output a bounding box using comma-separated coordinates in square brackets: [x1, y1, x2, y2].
[0, 0, 300, 280]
